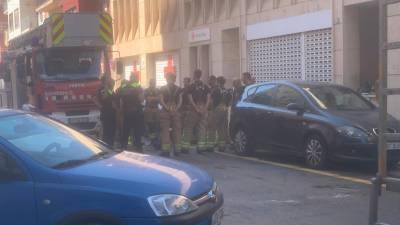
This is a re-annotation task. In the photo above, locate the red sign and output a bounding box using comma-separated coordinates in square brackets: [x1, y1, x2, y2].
[164, 56, 176, 78]
[131, 61, 140, 81]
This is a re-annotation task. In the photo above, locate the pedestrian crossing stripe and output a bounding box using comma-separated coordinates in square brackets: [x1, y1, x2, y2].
[51, 14, 65, 45]
[99, 13, 113, 45]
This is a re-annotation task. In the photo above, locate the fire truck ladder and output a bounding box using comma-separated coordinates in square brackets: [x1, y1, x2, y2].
[369, 0, 400, 224]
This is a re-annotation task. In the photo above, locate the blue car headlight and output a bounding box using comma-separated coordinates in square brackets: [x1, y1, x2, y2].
[337, 126, 368, 139]
[147, 194, 198, 217]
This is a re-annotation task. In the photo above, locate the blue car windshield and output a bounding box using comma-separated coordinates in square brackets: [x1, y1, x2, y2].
[0, 114, 112, 168]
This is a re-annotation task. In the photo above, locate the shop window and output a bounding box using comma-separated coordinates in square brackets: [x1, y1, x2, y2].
[8, 13, 13, 33]
[193, 0, 203, 25]
[204, 0, 213, 23]
[13, 9, 20, 30]
[229, 0, 240, 17]
[215, 0, 226, 21]
[184, 0, 192, 28]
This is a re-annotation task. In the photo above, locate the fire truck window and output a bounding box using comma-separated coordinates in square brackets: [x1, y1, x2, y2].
[26, 55, 32, 76]
[79, 58, 92, 73]
[36, 53, 45, 75]
[40, 49, 100, 80]
[47, 59, 64, 76]
[16, 59, 25, 78]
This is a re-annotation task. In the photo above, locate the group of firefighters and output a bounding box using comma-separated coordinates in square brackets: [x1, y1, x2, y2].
[95, 69, 255, 157]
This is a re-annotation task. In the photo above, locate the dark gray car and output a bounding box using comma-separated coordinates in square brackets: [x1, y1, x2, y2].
[230, 81, 400, 169]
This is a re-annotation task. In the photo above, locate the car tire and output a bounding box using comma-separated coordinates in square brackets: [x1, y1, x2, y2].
[233, 128, 253, 156]
[304, 134, 328, 169]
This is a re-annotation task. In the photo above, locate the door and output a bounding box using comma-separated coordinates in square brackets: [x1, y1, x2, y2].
[272, 85, 308, 152]
[245, 84, 277, 146]
[0, 149, 36, 225]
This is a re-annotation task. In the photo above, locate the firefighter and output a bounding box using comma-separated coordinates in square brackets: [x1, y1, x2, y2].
[215, 76, 231, 151]
[208, 75, 217, 89]
[206, 75, 218, 151]
[179, 77, 192, 153]
[144, 78, 160, 148]
[232, 79, 244, 106]
[94, 76, 117, 146]
[159, 73, 182, 157]
[242, 72, 256, 87]
[181, 69, 211, 153]
[118, 74, 144, 152]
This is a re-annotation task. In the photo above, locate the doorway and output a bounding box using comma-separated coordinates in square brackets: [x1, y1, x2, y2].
[221, 28, 240, 85]
[189, 45, 211, 79]
[358, 3, 379, 94]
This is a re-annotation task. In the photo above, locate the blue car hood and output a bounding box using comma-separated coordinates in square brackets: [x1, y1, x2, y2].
[59, 152, 213, 199]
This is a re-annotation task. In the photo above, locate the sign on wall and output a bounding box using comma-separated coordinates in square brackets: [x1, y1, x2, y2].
[188, 28, 211, 43]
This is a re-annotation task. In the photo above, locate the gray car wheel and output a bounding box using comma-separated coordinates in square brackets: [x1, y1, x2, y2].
[305, 135, 328, 169]
[233, 128, 252, 156]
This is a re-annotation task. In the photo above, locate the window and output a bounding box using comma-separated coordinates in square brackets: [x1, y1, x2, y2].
[302, 85, 374, 111]
[249, 84, 276, 106]
[8, 13, 13, 32]
[0, 150, 25, 181]
[13, 8, 20, 30]
[275, 85, 305, 108]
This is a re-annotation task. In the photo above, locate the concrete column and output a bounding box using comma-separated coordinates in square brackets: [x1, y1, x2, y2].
[138, 0, 146, 38]
[180, 47, 191, 81]
[240, 0, 248, 76]
[333, 0, 361, 90]
[199, 45, 210, 78]
[221, 28, 240, 85]
[140, 53, 153, 87]
[388, 3, 400, 118]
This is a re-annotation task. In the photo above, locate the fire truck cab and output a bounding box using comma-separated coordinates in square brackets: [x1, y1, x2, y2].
[6, 13, 113, 133]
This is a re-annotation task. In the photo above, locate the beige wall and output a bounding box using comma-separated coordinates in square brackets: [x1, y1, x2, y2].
[388, 2, 400, 118]
[111, 0, 331, 87]
[110, 0, 400, 118]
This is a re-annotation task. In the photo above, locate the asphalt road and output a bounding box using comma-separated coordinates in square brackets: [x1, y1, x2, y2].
[171, 150, 400, 225]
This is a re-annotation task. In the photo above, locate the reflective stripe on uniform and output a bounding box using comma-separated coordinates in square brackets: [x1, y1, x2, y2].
[181, 141, 191, 149]
[162, 144, 171, 152]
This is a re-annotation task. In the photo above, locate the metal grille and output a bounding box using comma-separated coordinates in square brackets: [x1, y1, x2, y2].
[304, 29, 333, 82]
[248, 28, 333, 83]
[248, 33, 302, 83]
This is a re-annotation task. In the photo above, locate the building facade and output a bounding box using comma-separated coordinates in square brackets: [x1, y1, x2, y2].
[110, 0, 333, 88]
[5, 0, 37, 40]
[36, 0, 105, 25]
[110, 0, 400, 117]
[0, 0, 9, 107]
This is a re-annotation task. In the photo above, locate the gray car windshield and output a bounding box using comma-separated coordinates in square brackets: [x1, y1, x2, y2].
[303, 85, 374, 111]
[0, 114, 112, 169]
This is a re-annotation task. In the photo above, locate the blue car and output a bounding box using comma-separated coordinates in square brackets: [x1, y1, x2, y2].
[0, 109, 223, 225]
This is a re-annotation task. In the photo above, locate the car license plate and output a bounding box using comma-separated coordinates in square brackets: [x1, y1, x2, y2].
[212, 208, 223, 225]
[68, 117, 89, 124]
[387, 142, 400, 150]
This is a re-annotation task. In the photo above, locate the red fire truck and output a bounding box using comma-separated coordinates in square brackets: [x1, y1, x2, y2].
[6, 12, 113, 133]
